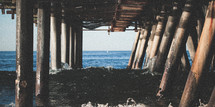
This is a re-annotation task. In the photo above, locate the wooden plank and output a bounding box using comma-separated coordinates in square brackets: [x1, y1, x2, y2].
[120, 5, 143, 11]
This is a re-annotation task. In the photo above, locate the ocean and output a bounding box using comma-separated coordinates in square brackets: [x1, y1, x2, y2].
[0, 51, 202, 106]
[0, 51, 132, 71]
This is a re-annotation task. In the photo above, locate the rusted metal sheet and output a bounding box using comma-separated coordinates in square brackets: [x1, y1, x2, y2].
[35, 2, 50, 106]
[179, 1, 215, 106]
[15, 0, 33, 106]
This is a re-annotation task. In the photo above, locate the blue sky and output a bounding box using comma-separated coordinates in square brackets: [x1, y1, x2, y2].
[0, 14, 136, 51]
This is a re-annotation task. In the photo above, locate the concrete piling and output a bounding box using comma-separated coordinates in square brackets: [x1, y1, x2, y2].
[35, 2, 50, 106]
[15, 0, 34, 106]
[179, 1, 215, 106]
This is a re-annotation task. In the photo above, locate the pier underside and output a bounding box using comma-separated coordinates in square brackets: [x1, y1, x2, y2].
[0, 0, 215, 107]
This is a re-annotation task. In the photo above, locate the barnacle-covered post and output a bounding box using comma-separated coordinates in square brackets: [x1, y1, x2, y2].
[15, 0, 34, 106]
[35, 1, 51, 106]
[179, 1, 215, 106]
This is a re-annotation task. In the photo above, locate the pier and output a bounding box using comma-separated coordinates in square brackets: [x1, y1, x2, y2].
[0, 0, 215, 106]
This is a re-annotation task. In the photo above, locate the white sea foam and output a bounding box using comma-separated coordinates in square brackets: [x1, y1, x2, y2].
[81, 98, 150, 107]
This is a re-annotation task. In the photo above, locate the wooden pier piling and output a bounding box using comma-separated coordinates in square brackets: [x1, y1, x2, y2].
[179, 1, 215, 106]
[135, 24, 151, 69]
[69, 25, 75, 68]
[157, 0, 195, 97]
[73, 24, 83, 68]
[35, 2, 50, 106]
[50, 2, 62, 70]
[151, 4, 180, 72]
[148, 12, 167, 60]
[77, 25, 83, 68]
[127, 31, 140, 69]
[15, 0, 34, 106]
[132, 29, 145, 69]
[144, 24, 157, 66]
[61, 8, 70, 64]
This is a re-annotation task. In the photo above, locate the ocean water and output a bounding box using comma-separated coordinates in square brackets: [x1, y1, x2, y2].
[0, 51, 132, 71]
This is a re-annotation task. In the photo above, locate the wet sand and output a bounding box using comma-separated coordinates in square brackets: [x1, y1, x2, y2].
[0, 69, 214, 106]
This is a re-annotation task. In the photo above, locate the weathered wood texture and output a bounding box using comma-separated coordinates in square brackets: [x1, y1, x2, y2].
[144, 24, 157, 66]
[132, 29, 145, 69]
[69, 25, 75, 68]
[157, 0, 195, 97]
[151, 5, 180, 72]
[134, 24, 151, 69]
[127, 31, 140, 69]
[50, 2, 61, 70]
[35, 2, 50, 106]
[15, 0, 33, 106]
[179, 1, 215, 106]
[73, 24, 83, 68]
[61, 10, 70, 64]
[149, 14, 167, 59]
